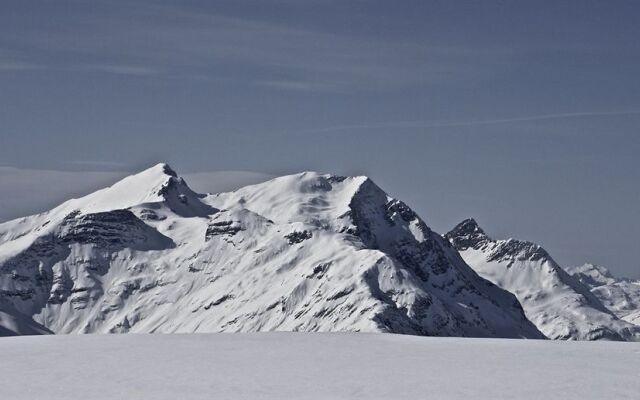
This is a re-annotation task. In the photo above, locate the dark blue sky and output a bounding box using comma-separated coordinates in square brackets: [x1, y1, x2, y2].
[1, 1, 639, 277]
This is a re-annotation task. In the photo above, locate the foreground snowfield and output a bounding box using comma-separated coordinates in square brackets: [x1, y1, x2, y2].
[1, 333, 638, 400]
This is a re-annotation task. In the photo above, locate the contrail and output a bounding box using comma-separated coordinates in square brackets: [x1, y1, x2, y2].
[297, 110, 640, 134]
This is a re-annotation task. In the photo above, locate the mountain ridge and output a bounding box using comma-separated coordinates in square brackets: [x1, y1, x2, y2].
[0, 164, 542, 338]
[568, 263, 640, 326]
[446, 219, 640, 341]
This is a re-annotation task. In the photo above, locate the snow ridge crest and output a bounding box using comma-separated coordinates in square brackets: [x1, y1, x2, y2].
[0, 164, 544, 339]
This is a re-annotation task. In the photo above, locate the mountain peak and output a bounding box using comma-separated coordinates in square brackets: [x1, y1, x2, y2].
[567, 263, 619, 286]
[446, 220, 556, 265]
[41, 162, 215, 218]
[156, 162, 178, 178]
[132, 162, 178, 182]
[75, 163, 183, 213]
[208, 171, 375, 225]
[445, 218, 490, 250]
[457, 218, 486, 235]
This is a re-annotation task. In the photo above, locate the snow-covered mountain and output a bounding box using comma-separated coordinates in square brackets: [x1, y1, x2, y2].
[0, 164, 542, 338]
[445, 219, 640, 341]
[567, 263, 640, 326]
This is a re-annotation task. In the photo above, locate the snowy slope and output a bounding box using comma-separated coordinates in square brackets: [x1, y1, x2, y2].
[567, 263, 640, 326]
[1, 333, 638, 400]
[0, 164, 542, 338]
[446, 219, 640, 341]
[623, 310, 640, 325]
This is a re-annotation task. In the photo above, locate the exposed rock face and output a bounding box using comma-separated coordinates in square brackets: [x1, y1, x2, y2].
[447, 219, 551, 264]
[284, 230, 312, 244]
[205, 220, 244, 240]
[58, 210, 174, 249]
[0, 165, 542, 338]
[446, 219, 640, 341]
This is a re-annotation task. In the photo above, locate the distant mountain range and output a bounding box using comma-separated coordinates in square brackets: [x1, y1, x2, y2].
[567, 263, 640, 326]
[446, 219, 639, 340]
[0, 164, 637, 340]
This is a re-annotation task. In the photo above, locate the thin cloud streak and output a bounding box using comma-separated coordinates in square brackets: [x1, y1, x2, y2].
[296, 110, 640, 134]
[0, 3, 513, 91]
[0, 61, 42, 71]
[0, 62, 162, 77]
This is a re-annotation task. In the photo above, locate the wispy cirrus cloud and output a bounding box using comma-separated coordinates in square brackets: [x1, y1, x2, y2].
[0, 62, 161, 77]
[294, 110, 640, 134]
[0, 53, 161, 77]
[64, 160, 132, 170]
[257, 79, 340, 92]
[0, 2, 513, 91]
[0, 61, 42, 72]
[86, 64, 162, 76]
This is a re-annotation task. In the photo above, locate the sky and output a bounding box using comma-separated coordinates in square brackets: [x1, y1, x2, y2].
[0, 0, 639, 278]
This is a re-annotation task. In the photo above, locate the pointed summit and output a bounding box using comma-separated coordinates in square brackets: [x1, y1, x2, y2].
[445, 218, 490, 251]
[456, 218, 486, 235]
[158, 163, 178, 178]
[74, 162, 187, 213]
[48, 162, 215, 218]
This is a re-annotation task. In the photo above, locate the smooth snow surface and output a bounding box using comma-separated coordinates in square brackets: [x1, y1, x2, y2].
[1, 333, 638, 400]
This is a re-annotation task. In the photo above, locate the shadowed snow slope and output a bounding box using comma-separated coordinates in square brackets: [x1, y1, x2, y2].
[0, 300, 51, 336]
[1, 333, 638, 400]
[446, 219, 640, 341]
[567, 263, 640, 326]
[0, 164, 542, 338]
